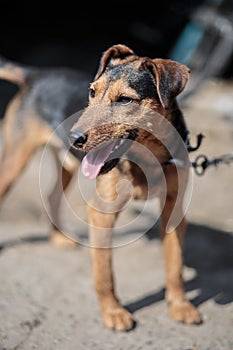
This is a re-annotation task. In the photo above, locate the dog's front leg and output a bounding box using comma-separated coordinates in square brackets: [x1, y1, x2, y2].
[160, 166, 202, 324]
[87, 171, 135, 331]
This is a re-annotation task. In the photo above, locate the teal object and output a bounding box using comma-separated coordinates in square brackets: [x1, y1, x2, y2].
[170, 22, 205, 65]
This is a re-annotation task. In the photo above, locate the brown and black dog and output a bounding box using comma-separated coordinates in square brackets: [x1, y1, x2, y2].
[69, 44, 202, 331]
[0, 45, 202, 331]
[0, 55, 90, 245]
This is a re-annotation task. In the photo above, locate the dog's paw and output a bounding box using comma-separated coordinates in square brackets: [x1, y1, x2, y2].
[50, 230, 78, 248]
[169, 300, 202, 324]
[102, 307, 135, 331]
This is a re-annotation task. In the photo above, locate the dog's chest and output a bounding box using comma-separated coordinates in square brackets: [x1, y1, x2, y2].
[118, 159, 165, 200]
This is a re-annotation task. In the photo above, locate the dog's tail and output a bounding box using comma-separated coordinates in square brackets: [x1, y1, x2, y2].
[0, 55, 31, 86]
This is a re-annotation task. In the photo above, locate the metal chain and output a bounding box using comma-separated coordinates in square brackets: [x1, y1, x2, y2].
[164, 132, 233, 176]
[192, 153, 233, 176]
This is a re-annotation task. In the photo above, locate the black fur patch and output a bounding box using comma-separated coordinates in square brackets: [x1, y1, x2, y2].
[105, 64, 157, 100]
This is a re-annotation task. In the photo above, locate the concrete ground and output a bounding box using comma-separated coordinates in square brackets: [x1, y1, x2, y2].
[0, 78, 233, 350]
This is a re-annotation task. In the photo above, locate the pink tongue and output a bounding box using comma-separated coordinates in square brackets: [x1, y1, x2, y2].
[81, 141, 117, 179]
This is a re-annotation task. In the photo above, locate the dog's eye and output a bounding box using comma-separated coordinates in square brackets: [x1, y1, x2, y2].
[117, 96, 133, 105]
[89, 88, 95, 98]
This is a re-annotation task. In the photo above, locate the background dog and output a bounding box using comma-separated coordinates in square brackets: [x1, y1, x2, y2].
[0, 55, 90, 244]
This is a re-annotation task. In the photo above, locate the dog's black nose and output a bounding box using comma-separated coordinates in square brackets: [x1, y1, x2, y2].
[69, 131, 87, 148]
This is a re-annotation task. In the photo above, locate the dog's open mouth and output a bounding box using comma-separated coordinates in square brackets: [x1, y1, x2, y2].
[81, 133, 137, 179]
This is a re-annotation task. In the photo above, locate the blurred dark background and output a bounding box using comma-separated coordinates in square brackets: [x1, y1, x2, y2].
[0, 0, 233, 116]
[1, 0, 205, 70]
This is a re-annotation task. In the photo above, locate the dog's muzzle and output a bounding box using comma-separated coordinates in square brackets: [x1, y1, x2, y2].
[69, 129, 137, 180]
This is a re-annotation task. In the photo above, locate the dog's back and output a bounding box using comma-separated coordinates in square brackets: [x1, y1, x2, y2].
[0, 55, 90, 124]
[0, 54, 90, 205]
[0, 54, 90, 153]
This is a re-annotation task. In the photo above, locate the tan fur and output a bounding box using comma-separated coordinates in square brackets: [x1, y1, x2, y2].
[0, 67, 25, 85]
[70, 44, 202, 330]
[0, 91, 78, 245]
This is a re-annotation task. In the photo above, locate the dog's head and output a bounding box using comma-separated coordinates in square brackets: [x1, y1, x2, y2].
[69, 44, 190, 179]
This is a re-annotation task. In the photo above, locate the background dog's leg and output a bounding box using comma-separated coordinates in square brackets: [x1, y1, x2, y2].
[160, 166, 201, 324]
[48, 149, 78, 247]
[0, 110, 42, 201]
[87, 170, 135, 331]
[0, 143, 36, 200]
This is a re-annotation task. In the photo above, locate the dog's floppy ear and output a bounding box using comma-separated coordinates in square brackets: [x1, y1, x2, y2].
[145, 59, 190, 109]
[95, 44, 135, 80]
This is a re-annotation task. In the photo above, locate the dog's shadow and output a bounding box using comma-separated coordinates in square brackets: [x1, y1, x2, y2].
[126, 222, 233, 313]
